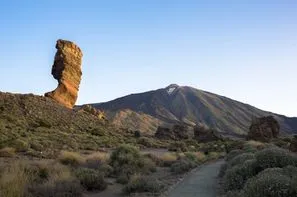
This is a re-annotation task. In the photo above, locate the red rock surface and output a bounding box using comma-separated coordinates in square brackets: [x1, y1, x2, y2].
[45, 39, 83, 108]
[248, 116, 280, 142]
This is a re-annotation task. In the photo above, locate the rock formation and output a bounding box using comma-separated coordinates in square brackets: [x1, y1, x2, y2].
[194, 124, 221, 142]
[78, 105, 106, 120]
[247, 116, 280, 142]
[45, 39, 83, 108]
[155, 124, 190, 140]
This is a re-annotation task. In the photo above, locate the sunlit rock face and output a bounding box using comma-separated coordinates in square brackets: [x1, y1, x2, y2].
[45, 39, 83, 108]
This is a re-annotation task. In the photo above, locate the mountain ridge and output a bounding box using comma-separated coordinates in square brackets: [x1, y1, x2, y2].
[91, 84, 297, 136]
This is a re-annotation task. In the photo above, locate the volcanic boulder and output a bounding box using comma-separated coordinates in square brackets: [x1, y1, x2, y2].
[154, 124, 190, 140]
[247, 116, 280, 142]
[194, 124, 221, 142]
[45, 39, 83, 108]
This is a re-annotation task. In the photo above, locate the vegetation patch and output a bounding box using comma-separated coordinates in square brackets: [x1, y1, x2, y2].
[58, 151, 85, 166]
[123, 175, 165, 194]
[75, 168, 107, 191]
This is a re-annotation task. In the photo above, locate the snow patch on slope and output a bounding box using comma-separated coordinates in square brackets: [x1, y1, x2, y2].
[167, 87, 176, 95]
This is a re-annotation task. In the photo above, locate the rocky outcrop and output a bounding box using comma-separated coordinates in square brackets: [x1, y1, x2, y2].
[154, 124, 190, 140]
[290, 135, 297, 152]
[78, 105, 106, 120]
[248, 116, 280, 142]
[194, 124, 221, 142]
[45, 39, 83, 108]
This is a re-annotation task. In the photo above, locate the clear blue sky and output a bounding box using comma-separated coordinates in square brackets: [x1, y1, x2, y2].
[0, 0, 296, 117]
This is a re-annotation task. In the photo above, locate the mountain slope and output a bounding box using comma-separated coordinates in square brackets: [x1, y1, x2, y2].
[92, 84, 297, 135]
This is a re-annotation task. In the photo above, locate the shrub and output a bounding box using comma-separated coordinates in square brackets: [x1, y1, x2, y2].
[244, 140, 265, 150]
[29, 161, 71, 183]
[243, 168, 296, 197]
[58, 151, 85, 166]
[223, 159, 259, 191]
[255, 148, 297, 170]
[283, 165, 297, 178]
[110, 144, 144, 182]
[83, 152, 109, 169]
[0, 147, 15, 157]
[123, 175, 165, 194]
[170, 158, 197, 174]
[196, 152, 207, 163]
[219, 163, 228, 178]
[97, 164, 113, 177]
[224, 140, 244, 153]
[226, 149, 244, 161]
[208, 151, 221, 160]
[228, 153, 255, 168]
[144, 153, 164, 166]
[116, 173, 130, 184]
[184, 152, 199, 163]
[137, 137, 154, 147]
[168, 141, 188, 152]
[75, 168, 107, 191]
[142, 157, 157, 174]
[28, 179, 83, 197]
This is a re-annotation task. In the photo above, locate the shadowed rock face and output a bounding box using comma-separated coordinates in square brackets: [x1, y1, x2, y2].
[248, 116, 280, 142]
[154, 124, 190, 140]
[194, 124, 221, 142]
[45, 39, 83, 108]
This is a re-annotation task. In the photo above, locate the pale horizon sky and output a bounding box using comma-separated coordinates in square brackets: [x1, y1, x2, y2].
[0, 1, 296, 117]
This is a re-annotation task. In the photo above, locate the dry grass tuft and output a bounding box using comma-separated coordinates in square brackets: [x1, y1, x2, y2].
[58, 151, 85, 166]
[0, 161, 32, 197]
[0, 147, 16, 157]
[86, 152, 110, 163]
[161, 153, 178, 162]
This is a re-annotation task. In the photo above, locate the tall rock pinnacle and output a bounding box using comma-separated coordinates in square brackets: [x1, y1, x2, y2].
[45, 39, 83, 108]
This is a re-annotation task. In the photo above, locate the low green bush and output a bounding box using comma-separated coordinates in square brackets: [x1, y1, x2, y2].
[110, 144, 142, 175]
[75, 168, 107, 191]
[219, 163, 228, 178]
[255, 148, 297, 170]
[142, 157, 157, 174]
[184, 152, 199, 163]
[137, 137, 154, 147]
[170, 158, 197, 174]
[110, 144, 156, 183]
[123, 176, 165, 194]
[243, 168, 297, 197]
[144, 153, 164, 167]
[225, 149, 244, 161]
[228, 153, 255, 168]
[223, 159, 259, 191]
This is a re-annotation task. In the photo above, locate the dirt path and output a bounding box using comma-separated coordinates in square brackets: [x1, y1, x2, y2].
[167, 160, 224, 197]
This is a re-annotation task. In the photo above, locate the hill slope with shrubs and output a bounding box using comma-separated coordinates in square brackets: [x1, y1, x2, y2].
[0, 92, 131, 156]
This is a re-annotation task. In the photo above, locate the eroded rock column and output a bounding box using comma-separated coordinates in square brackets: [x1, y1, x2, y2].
[45, 39, 83, 108]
